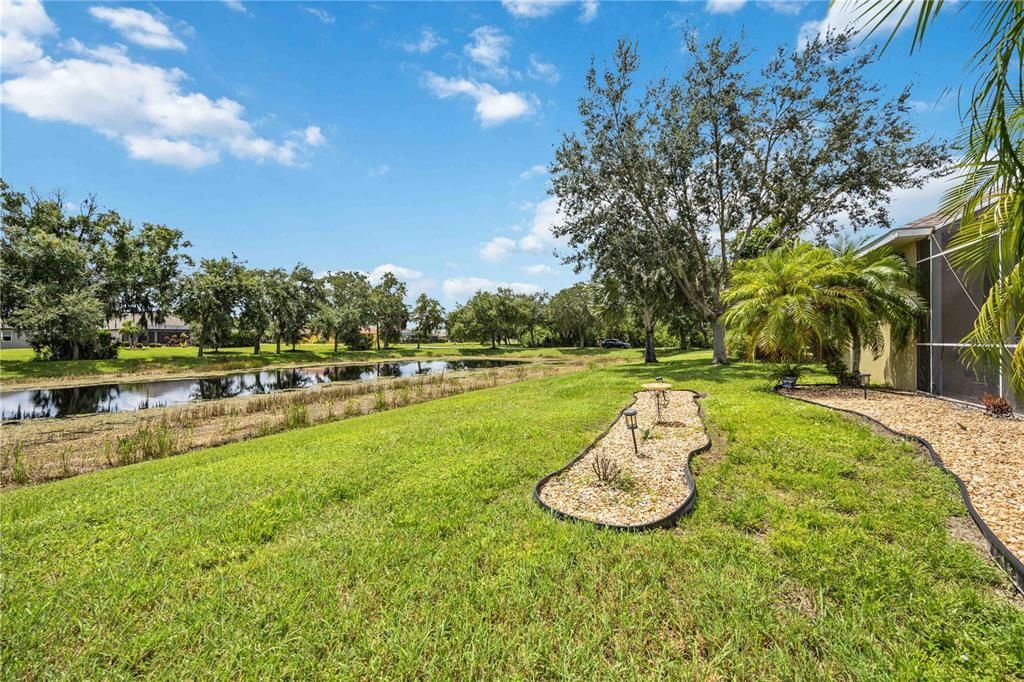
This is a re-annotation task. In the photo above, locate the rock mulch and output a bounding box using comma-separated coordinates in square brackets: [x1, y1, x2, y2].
[788, 386, 1023, 562]
[538, 390, 706, 527]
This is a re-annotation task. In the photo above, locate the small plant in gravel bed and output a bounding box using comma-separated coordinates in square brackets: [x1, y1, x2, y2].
[591, 451, 622, 484]
[610, 471, 637, 493]
[982, 393, 1013, 418]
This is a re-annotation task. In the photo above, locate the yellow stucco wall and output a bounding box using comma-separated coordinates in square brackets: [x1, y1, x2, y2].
[847, 242, 918, 390]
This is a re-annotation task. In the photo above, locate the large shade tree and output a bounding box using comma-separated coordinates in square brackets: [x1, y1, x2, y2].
[550, 33, 948, 364]
[410, 293, 445, 349]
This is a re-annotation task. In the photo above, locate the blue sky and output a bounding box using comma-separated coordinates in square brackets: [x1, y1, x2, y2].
[2, 0, 972, 304]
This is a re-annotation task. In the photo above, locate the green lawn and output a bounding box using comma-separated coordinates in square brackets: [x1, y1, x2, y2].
[0, 342, 637, 385]
[2, 352, 1021, 678]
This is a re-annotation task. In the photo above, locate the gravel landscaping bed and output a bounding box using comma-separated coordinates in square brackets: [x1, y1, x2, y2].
[537, 390, 706, 527]
[787, 386, 1023, 564]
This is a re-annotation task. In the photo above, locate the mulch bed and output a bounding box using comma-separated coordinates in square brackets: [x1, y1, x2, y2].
[787, 386, 1023, 564]
[537, 390, 706, 527]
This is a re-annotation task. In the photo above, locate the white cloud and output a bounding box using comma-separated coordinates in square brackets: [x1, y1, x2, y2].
[367, 163, 390, 177]
[886, 172, 957, 230]
[442, 277, 541, 301]
[302, 6, 335, 24]
[422, 72, 535, 126]
[302, 125, 325, 146]
[222, 0, 248, 13]
[367, 263, 437, 299]
[518, 196, 564, 252]
[1, 0, 57, 73]
[479, 236, 518, 262]
[706, 0, 746, 14]
[403, 27, 444, 53]
[523, 264, 554, 275]
[527, 55, 560, 84]
[502, 0, 597, 22]
[760, 0, 807, 15]
[519, 164, 547, 180]
[580, 0, 598, 22]
[368, 263, 424, 284]
[123, 135, 219, 169]
[89, 6, 186, 51]
[798, 0, 906, 48]
[1, 5, 322, 169]
[465, 26, 511, 77]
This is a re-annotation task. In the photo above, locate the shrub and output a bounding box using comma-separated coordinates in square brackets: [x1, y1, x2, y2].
[373, 388, 388, 412]
[108, 420, 180, 466]
[768, 363, 805, 385]
[982, 393, 1013, 418]
[591, 451, 621, 484]
[283, 403, 308, 429]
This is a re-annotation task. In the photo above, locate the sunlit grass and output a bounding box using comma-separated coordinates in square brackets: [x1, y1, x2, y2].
[2, 352, 1020, 677]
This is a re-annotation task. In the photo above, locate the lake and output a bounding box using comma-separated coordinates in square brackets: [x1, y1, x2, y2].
[1, 359, 519, 420]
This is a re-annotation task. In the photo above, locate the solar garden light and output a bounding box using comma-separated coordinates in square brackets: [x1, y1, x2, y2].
[858, 373, 871, 400]
[623, 408, 639, 454]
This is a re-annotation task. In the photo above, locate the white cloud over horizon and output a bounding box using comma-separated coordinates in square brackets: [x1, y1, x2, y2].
[0, 0, 324, 169]
[523, 263, 555, 275]
[502, 0, 598, 23]
[442, 276, 542, 301]
[519, 163, 547, 180]
[421, 72, 535, 126]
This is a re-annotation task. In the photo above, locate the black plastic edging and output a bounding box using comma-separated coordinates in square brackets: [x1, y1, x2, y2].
[533, 390, 711, 532]
[776, 386, 1024, 595]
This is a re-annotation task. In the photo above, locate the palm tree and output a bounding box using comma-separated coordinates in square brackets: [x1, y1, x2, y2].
[855, 0, 1023, 394]
[831, 242, 927, 379]
[721, 244, 861, 363]
[721, 243, 925, 380]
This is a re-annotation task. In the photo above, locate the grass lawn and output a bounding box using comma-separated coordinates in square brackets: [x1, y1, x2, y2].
[0, 342, 638, 385]
[3, 352, 1021, 678]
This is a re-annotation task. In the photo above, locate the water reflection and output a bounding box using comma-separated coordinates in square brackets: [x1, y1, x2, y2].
[1, 359, 516, 420]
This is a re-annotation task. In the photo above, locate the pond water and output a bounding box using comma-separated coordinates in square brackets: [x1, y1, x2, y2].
[1, 359, 519, 420]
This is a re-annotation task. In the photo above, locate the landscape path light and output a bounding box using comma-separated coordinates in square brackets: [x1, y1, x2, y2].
[623, 407, 639, 454]
[858, 373, 871, 400]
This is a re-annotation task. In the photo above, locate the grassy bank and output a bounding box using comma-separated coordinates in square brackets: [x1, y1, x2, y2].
[0, 342, 641, 386]
[2, 352, 1021, 678]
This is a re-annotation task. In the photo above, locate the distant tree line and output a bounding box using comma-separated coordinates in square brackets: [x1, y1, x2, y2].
[2, 178, 708, 361]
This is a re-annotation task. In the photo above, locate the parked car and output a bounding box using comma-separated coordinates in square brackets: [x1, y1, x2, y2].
[600, 338, 631, 349]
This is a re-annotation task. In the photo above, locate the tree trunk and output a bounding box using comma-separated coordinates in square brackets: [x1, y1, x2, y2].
[254, 339, 261, 355]
[376, 322, 381, 351]
[491, 335, 496, 349]
[529, 328, 536, 347]
[578, 329, 585, 349]
[712, 320, 728, 364]
[72, 342, 80, 361]
[417, 338, 421, 349]
[198, 344, 204, 358]
[334, 335, 339, 353]
[848, 323, 862, 375]
[276, 334, 281, 354]
[644, 327, 657, 363]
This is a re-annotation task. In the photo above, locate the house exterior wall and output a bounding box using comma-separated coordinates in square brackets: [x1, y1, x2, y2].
[850, 242, 918, 390]
[856, 221, 1019, 410]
